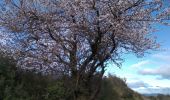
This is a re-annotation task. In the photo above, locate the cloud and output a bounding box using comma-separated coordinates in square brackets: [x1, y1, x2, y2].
[127, 81, 151, 89]
[127, 80, 170, 95]
[137, 52, 170, 79]
[138, 65, 170, 79]
[133, 87, 170, 95]
[130, 60, 150, 68]
[152, 52, 170, 61]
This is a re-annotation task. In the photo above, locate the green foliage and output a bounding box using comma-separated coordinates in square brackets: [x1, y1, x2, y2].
[0, 53, 146, 100]
[146, 94, 170, 100]
[0, 54, 68, 100]
[45, 81, 66, 100]
[98, 75, 144, 100]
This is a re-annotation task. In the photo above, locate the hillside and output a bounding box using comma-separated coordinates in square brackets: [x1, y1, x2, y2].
[0, 54, 169, 100]
[0, 54, 144, 100]
[145, 94, 170, 100]
[99, 75, 145, 100]
[99, 76, 170, 100]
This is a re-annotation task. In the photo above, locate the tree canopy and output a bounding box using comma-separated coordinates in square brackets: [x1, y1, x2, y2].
[0, 0, 170, 99]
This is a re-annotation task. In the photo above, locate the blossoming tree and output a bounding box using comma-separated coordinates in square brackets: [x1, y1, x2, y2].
[0, 0, 170, 99]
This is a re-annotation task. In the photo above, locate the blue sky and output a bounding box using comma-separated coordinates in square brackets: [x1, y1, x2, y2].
[106, 24, 170, 94]
[0, 0, 170, 95]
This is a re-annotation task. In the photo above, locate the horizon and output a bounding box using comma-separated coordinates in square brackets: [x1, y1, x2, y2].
[106, 24, 170, 95]
[0, 0, 170, 98]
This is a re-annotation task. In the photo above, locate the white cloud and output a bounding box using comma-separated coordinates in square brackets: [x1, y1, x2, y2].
[133, 87, 170, 95]
[127, 81, 151, 89]
[127, 80, 170, 94]
[152, 52, 170, 61]
[130, 60, 150, 68]
[137, 52, 170, 79]
[127, 79, 170, 95]
[138, 65, 170, 79]
[112, 52, 170, 94]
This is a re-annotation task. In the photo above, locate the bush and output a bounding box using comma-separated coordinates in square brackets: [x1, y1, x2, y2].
[0, 53, 144, 100]
[0, 53, 67, 100]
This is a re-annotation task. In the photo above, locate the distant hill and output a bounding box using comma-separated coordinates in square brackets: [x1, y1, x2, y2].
[144, 94, 170, 100]
[142, 93, 159, 96]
